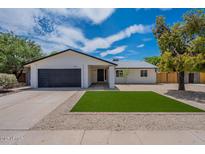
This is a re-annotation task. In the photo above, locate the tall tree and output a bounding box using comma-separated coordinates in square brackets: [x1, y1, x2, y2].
[153, 9, 205, 90]
[144, 56, 161, 66]
[48, 51, 58, 55]
[0, 32, 44, 79]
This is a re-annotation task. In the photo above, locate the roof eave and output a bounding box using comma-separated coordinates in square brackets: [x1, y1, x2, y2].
[23, 49, 117, 66]
[116, 67, 158, 69]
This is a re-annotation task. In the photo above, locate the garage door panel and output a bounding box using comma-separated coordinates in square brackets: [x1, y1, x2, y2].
[38, 69, 81, 87]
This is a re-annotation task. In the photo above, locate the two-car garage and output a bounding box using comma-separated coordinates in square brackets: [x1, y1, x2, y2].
[24, 49, 116, 88]
[38, 69, 81, 87]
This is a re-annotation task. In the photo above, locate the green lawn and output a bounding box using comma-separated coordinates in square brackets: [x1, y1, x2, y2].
[71, 91, 204, 112]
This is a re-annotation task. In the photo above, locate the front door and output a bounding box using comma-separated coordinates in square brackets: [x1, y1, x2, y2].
[97, 69, 104, 82]
[189, 73, 194, 83]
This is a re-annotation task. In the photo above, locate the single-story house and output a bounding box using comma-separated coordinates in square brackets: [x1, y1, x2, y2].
[24, 49, 157, 88]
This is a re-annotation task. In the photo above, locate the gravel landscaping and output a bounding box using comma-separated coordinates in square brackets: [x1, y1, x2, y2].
[32, 88, 204, 130]
[33, 113, 205, 131]
[32, 84, 205, 131]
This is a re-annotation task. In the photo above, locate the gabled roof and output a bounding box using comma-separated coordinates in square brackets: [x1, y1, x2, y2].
[115, 61, 157, 69]
[24, 49, 117, 66]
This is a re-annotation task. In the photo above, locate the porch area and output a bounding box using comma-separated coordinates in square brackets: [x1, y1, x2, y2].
[88, 83, 109, 90]
[87, 65, 115, 88]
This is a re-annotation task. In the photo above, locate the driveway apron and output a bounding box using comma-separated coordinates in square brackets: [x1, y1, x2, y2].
[0, 89, 76, 130]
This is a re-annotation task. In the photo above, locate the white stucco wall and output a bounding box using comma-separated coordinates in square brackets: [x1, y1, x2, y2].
[88, 67, 93, 87]
[30, 64, 38, 88]
[27, 50, 114, 88]
[115, 69, 156, 84]
[91, 69, 97, 83]
[108, 66, 115, 88]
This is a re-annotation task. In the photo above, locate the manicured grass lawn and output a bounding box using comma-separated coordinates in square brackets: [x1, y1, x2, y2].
[71, 91, 204, 112]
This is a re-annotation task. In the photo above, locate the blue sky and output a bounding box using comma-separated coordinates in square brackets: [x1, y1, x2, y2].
[0, 8, 191, 61]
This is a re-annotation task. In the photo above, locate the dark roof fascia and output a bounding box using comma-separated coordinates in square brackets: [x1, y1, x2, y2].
[24, 49, 117, 66]
[116, 67, 158, 69]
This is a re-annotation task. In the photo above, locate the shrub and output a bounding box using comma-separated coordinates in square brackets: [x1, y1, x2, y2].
[0, 73, 18, 89]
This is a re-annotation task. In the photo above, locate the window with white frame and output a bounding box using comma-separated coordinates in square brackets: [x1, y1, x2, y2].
[140, 70, 148, 77]
[116, 70, 123, 77]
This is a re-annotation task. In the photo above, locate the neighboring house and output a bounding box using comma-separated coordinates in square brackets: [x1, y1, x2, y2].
[24, 49, 157, 88]
[184, 72, 200, 83]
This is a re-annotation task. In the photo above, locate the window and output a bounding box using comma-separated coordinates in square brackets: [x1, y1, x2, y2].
[140, 70, 148, 77]
[116, 70, 123, 77]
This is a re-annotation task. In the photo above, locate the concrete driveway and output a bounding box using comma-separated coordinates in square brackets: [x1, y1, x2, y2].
[0, 89, 76, 130]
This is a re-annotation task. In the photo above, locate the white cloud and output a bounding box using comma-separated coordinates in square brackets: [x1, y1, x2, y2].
[137, 44, 145, 48]
[48, 25, 86, 47]
[40, 22, 149, 53]
[0, 9, 152, 54]
[0, 9, 43, 34]
[82, 24, 152, 52]
[113, 56, 126, 59]
[38, 41, 68, 53]
[45, 8, 115, 24]
[0, 8, 115, 34]
[100, 46, 127, 57]
[30, 23, 151, 53]
[33, 25, 87, 52]
[79, 9, 115, 24]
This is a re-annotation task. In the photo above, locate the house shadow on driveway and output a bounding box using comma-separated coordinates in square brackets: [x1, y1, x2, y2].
[30, 87, 84, 92]
[165, 90, 205, 104]
[87, 83, 120, 91]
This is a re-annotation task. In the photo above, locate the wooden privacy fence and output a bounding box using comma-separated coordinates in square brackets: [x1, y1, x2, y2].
[200, 72, 205, 84]
[157, 72, 205, 83]
[157, 72, 178, 83]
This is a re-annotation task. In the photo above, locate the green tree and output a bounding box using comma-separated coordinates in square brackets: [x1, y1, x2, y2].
[48, 51, 58, 55]
[0, 32, 44, 79]
[153, 9, 205, 90]
[144, 56, 161, 66]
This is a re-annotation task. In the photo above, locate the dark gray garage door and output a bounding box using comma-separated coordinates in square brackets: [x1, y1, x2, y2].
[38, 69, 81, 87]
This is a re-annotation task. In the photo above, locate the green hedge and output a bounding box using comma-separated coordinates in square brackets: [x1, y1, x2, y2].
[0, 73, 18, 89]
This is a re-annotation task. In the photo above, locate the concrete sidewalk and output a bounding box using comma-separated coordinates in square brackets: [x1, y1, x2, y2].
[0, 130, 205, 145]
